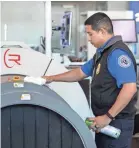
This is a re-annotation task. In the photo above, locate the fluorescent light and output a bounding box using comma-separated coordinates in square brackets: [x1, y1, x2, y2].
[136, 17, 139, 22]
[63, 5, 74, 8]
[135, 12, 139, 17]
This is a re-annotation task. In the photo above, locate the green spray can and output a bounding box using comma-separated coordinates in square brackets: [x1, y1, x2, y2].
[85, 118, 121, 139]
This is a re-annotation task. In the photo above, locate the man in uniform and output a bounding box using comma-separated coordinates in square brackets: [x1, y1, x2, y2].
[43, 12, 137, 148]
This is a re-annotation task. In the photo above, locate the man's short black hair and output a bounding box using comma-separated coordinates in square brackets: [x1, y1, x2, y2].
[84, 12, 113, 34]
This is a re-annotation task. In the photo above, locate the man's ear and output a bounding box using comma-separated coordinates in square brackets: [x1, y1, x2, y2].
[99, 28, 107, 35]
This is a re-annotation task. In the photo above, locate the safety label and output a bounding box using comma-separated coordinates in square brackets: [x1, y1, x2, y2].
[13, 83, 24, 88]
[21, 94, 31, 100]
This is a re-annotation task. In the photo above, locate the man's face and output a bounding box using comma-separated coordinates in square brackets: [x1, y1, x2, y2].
[85, 25, 104, 48]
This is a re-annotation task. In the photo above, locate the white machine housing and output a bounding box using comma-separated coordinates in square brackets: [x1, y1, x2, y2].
[1, 43, 94, 122]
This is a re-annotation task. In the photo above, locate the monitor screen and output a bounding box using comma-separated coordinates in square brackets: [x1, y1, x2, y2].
[60, 11, 72, 47]
[112, 19, 137, 43]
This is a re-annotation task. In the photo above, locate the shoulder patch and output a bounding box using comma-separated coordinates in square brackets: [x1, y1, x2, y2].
[118, 55, 131, 68]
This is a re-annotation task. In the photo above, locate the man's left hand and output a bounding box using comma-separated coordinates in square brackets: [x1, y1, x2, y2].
[89, 115, 112, 132]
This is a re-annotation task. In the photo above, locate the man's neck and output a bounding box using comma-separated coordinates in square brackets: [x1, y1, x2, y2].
[103, 34, 114, 45]
[99, 34, 114, 48]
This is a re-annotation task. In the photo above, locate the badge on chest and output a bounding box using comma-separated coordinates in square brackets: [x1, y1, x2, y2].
[96, 63, 101, 75]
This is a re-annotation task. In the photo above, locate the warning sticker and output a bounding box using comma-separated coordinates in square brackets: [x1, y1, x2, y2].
[13, 83, 24, 88]
[21, 94, 31, 100]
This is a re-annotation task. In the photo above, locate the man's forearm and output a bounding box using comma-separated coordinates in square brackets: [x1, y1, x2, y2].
[108, 83, 137, 118]
[47, 68, 87, 82]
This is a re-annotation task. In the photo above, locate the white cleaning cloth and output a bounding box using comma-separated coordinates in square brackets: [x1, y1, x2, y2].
[24, 76, 46, 85]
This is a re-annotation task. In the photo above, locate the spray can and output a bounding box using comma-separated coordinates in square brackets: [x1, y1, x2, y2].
[85, 119, 121, 139]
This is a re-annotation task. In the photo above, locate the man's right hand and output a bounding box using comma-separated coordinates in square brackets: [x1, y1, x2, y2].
[42, 76, 54, 83]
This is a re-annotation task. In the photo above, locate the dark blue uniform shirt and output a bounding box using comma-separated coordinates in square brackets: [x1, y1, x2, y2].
[81, 37, 136, 88]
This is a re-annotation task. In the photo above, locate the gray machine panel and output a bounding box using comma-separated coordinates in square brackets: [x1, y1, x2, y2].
[1, 82, 96, 148]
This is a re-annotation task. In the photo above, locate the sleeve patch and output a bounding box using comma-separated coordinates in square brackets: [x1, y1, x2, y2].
[118, 55, 131, 68]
